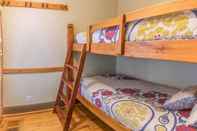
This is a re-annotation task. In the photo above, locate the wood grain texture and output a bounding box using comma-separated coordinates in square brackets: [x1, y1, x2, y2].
[73, 0, 197, 64]
[63, 45, 87, 131]
[71, 24, 90, 52]
[125, 40, 197, 63]
[89, 15, 125, 55]
[87, 25, 92, 52]
[1, 106, 113, 131]
[55, 23, 88, 131]
[73, 43, 86, 52]
[3, 67, 64, 74]
[0, 11, 4, 120]
[126, 0, 197, 22]
[90, 44, 118, 56]
[69, 24, 87, 52]
[117, 15, 126, 55]
[0, 0, 68, 11]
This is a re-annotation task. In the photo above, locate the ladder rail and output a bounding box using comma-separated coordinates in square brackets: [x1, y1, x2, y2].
[54, 42, 87, 131]
[54, 24, 74, 113]
[63, 44, 87, 131]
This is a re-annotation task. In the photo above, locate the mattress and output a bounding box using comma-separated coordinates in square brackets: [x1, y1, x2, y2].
[80, 74, 197, 131]
[75, 10, 197, 44]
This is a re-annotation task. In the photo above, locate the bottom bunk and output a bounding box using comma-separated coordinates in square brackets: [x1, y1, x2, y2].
[74, 74, 197, 131]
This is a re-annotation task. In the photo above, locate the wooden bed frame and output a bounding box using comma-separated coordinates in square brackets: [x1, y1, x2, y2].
[0, 11, 3, 121]
[73, 0, 197, 63]
[73, 15, 125, 56]
[65, 0, 197, 131]
[124, 0, 197, 63]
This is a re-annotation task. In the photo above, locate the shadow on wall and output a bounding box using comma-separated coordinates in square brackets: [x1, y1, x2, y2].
[116, 56, 197, 88]
[74, 53, 116, 77]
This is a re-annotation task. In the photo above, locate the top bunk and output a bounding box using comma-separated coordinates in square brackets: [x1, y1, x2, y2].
[71, 0, 197, 63]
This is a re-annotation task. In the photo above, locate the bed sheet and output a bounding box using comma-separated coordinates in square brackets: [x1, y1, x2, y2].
[80, 75, 196, 131]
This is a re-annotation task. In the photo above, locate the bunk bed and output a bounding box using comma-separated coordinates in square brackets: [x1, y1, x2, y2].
[124, 0, 197, 63]
[56, 0, 197, 131]
[73, 15, 125, 55]
[73, 0, 197, 62]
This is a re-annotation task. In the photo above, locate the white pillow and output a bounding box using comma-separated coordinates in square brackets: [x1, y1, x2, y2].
[163, 86, 197, 110]
[187, 104, 197, 127]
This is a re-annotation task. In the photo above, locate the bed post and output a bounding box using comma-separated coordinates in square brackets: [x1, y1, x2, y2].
[66, 24, 74, 101]
[117, 14, 126, 55]
[67, 24, 74, 53]
[87, 25, 92, 52]
[0, 11, 3, 121]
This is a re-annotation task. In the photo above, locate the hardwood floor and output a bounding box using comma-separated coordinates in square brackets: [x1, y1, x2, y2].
[0, 104, 113, 131]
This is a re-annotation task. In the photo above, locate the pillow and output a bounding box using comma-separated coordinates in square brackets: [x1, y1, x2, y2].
[187, 104, 197, 128]
[163, 86, 197, 111]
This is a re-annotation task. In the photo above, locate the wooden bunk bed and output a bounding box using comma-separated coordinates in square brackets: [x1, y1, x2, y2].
[73, 15, 125, 55]
[124, 0, 197, 63]
[55, 0, 197, 131]
[73, 0, 197, 62]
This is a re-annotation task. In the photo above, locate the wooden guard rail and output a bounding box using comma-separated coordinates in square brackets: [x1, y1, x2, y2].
[0, 0, 68, 11]
[90, 15, 125, 55]
[73, 0, 197, 63]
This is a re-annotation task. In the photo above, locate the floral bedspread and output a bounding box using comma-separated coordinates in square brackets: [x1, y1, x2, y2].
[75, 10, 197, 43]
[80, 75, 197, 131]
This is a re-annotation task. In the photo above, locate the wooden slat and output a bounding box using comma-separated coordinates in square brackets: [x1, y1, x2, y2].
[3, 67, 64, 74]
[124, 39, 197, 63]
[117, 15, 126, 55]
[90, 44, 119, 56]
[87, 26, 92, 52]
[0, 0, 68, 11]
[73, 44, 85, 52]
[63, 45, 87, 131]
[91, 16, 121, 32]
[62, 79, 73, 90]
[59, 91, 68, 106]
[126, 0, 197, 22]
[65, 64, 78, 71]
[0, 11, 4, 120]
[89, 16, 125, 55]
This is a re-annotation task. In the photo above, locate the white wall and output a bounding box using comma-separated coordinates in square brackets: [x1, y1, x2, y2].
[3, 0, 196, 107]
[116, 0, 197, 88]
[117, 0, 171, 15]
[1, 0, 117, 107]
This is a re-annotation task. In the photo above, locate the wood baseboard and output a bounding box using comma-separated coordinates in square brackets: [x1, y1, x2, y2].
[3, 102, 55, 115]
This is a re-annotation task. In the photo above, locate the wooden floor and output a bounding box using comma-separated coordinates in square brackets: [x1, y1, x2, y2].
[0, 104, 113, 131]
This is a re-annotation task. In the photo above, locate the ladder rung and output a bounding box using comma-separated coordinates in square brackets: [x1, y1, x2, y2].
[65, 64, 78, 70]
[62, 79, 73, 90]
[59, 91, 68, 106]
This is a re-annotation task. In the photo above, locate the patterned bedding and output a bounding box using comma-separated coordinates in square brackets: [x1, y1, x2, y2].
[75, 10, 197, 44]
[80, 74, 197, 131]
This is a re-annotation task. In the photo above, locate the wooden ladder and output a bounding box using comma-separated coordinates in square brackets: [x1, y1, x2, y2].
[54, 30, 87, 131]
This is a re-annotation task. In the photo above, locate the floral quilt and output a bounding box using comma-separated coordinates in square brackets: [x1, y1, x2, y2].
[75, 10, 197, 44]
[80, 75, 197, 131]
